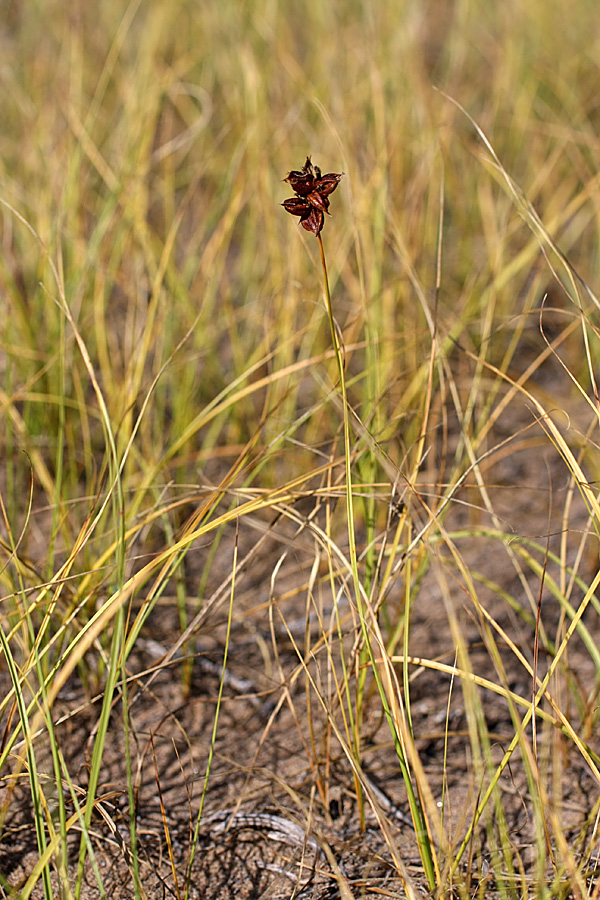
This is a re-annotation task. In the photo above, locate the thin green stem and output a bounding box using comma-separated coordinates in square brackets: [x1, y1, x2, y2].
[316, 232, 436, 888]
[317, 232, 364, 825]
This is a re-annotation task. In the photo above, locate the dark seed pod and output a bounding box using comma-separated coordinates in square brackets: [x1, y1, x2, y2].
[282, 157, 343, 235]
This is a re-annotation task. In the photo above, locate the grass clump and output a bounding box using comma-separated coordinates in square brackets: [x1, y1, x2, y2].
[2, 0, 600, 897]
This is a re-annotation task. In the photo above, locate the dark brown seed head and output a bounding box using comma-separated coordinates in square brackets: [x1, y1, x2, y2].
[282, 157, 343, 235]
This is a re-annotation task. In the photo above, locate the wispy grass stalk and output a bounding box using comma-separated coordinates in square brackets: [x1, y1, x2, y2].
[0, 624, 52, 899]
[184, 522, 239, 900]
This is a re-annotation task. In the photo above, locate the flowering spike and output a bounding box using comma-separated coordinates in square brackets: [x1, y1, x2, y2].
[282, 157, 343, 234]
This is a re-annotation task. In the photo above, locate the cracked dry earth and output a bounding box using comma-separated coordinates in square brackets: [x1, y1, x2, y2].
[2, 350, 600, 899]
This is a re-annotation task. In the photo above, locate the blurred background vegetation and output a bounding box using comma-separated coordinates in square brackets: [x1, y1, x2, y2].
[3, 0, 599, 551]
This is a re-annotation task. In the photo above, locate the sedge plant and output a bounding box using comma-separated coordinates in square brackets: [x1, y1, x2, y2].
[282, 156, 437, 890]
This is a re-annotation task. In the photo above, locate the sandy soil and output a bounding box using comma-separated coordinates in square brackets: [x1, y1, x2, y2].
[1, 349, 600, 900]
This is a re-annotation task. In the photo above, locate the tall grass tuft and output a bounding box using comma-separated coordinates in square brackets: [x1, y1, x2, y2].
[2, 0, 600, 896]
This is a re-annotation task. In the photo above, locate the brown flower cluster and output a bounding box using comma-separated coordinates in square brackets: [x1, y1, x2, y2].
[282, 157, 343, 235]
